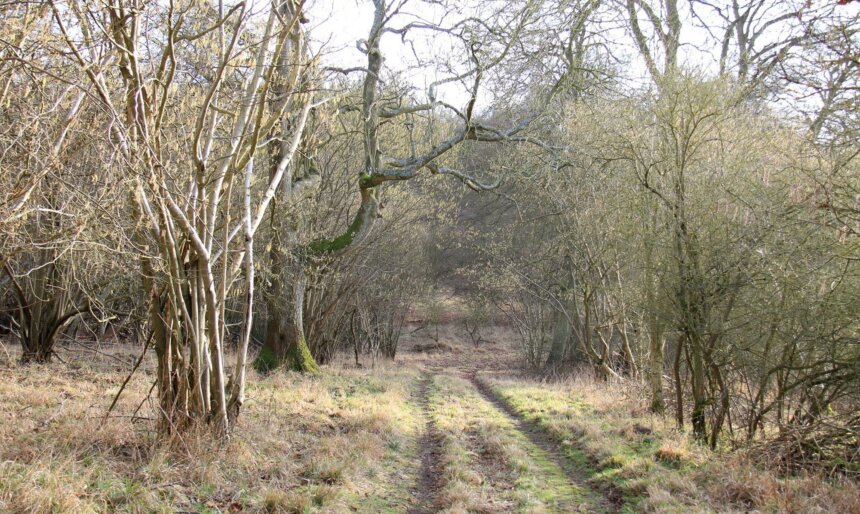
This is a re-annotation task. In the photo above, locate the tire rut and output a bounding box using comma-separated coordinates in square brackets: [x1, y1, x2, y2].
[408, 369, 445, 514]
[467, 372, 622, 514]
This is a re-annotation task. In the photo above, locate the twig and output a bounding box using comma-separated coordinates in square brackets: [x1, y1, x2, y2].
[103, 330, 153, 423]
[132, 379, 157, 422]
[34, 399, 65, 432]
[0, 337, 11, 364]
[101, 414, 154, 422]
[51, 350, 68, 365]
[58, 338, 132, 366]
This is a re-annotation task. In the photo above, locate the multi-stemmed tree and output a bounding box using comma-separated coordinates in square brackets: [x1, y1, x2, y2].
[45, 0, 319, 433]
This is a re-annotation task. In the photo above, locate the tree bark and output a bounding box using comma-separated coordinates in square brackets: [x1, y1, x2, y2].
[257, 268, 319, 373]
[648, 326, 666, 414]
[673, 335, 684, 428]
[545, 303, 571, 371]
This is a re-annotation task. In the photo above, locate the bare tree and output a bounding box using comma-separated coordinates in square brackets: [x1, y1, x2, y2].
[254, 0, 594, 370]
[46, 0, 318, 434]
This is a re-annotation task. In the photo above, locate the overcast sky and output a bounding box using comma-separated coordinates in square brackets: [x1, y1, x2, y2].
[304, 0, 502, 108]
[301, 0, 711, 103]
[297, 0, 860, 122]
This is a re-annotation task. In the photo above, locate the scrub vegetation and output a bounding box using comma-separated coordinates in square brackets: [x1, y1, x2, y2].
[2, 0, 860, 512]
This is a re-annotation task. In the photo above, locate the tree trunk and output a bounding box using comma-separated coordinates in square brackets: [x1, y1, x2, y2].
[673, 335, 684, 428]
[643, 212, 665, 413]
[253, 1, 320, 374]
[671, 182, 708, 442]
[20, 338, 54, 364]
[708, 361, 729, 450]
[688, 331, 708, 442]
[648, 326, 665, 414]
[256, 268, 319, 373]
[545, 303, 571, 371]
[7, 257, 78, 365]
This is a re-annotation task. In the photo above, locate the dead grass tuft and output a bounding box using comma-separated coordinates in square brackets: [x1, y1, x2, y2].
[706, 456, 860, 514]
[654, 443, 690, 468]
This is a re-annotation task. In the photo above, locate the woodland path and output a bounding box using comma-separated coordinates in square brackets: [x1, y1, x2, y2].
[408, 368, 446, 514]
[404, 342, 620, 514]
[468, 372, 623, 513]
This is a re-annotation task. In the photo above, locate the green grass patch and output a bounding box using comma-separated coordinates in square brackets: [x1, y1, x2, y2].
[484, 377, 707, 512]
[427, 374, 607, 512]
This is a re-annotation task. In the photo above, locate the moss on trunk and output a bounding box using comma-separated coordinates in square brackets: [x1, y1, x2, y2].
[254, 319, 320, 374]
[285, 334, 320, 373]
[307, 180, 376, 256]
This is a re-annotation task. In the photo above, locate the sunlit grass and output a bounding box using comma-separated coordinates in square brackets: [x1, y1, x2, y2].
[1, 337, 857, 513]
[484, 373, 860, 513]
[428, 374, 605, 513]
[0, 354, 422, 513]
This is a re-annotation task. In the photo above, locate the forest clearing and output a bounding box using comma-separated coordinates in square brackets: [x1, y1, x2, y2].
[2, 311, 859, 513]
[3, 0, 860, 512]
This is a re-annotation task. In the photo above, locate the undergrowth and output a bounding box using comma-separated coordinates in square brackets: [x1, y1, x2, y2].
[0, 354, 421, 513]
[484, 373, 860, 514]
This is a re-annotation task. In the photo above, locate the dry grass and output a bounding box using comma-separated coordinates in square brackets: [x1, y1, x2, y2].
[484, 370, 860, 513]
[705, 455, 860, 514]
[429, 375, 518, 513]
[0, 342, 422, 513]
[2, 329, 859, 514]
[426, 373, 601, 513]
